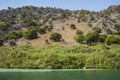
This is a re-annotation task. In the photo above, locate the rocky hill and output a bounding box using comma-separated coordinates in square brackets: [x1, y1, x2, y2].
[0, 5, 120, 46]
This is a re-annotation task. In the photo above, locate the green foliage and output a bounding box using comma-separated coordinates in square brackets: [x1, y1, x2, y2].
[70, 24, 76, 29]
[24, 27, 38, 39]
[115, 24, 120, 35]
[1, 31, 23, 41]
[22, 17, 37, 27]
[50, 33, 62, 42]
[0, 22, 10, 31]
[98, 35, 106, 42]
[105, 36, 120, 45]
[38, 27, 46, 34]
[86, 31, 99, 45]
[45, 25, 53, 31]
[74, 34, 84, 43]
[76, 30, 83, 35]
[93, 27, 101, 33]
[0, 45, 120, 69]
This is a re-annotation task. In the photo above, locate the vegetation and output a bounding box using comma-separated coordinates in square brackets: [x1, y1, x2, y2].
[1, 31, 23, 41]
[24, 27, 38, 39]
[76, 30, 83, 35]
[74, 34, 84, 43]
[85, 31, 99, 45]
[105, 35, 120, 45]
[50, 33, 62, 42]
[70, 24, 76, 29]
[0, 44, 120, 69]
[0, 22, 10, 31]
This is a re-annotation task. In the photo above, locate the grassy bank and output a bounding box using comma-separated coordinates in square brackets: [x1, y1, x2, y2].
[0, 44, 120, 69]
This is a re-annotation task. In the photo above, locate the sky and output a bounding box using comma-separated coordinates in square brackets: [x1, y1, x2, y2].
[0, 0, 120, 11]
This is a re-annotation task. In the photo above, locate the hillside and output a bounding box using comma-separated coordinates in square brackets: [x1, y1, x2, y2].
[0, 5, 120, 46]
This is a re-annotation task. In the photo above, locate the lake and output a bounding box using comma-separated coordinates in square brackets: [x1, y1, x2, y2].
[0, 69, 120, 80]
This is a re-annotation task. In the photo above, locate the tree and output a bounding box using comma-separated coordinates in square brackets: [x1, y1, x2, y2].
[50, 33, 62, 42]
[85, 31, 99, 45]
[70, 24, 76, 29]
[74, 34, 84, 43]
[24, 28, 38, 39]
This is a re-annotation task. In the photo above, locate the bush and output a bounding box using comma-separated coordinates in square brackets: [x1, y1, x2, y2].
[74, 34, 84, 43]
[22, 17, 37, 27]
[38, 27, 46, 34]
[0, 22, 10, 31]
[45, 25, 53, 31]
[50, 33, 62, 42]
[70, 24, 76, 29]
[93, 27, 101, 33]
[98, 35, 106, 43]
[76, 30, 83, 35]
[105, 36, 120, 45]
[1, 31, 23, 41]
[24, 28, 38, 39]
[85, 31, 99, 45]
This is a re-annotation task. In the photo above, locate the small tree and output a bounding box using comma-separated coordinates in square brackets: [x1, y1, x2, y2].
[24, 28, 38, 39]
[74, 34, 84, 43]
[85, 31, 99, 45]
[50, 33, 62, 42]
[70, 24, 76, 29]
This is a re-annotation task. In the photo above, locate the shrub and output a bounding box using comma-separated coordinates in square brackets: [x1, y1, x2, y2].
[45, 25, 53, 31]
[0, 22, 10, 31]
[1, 31, 23, 41]
[22, 17, 37, 27]
[50, 33, 62, 42]
[98, 35, 106, 43]
[38, 27, 46, 34]
[70, 24, 76, 29]
[24, 28, 38, 39]
[85, 31, 99, 45]
[105, 36, 120, 45]
[76, 30, 83, 35]
[93, 27, 101, 33]
[74, 34, 84, 43]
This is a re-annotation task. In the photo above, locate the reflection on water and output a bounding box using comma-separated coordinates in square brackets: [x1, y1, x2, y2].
[0, 69, 120, 80]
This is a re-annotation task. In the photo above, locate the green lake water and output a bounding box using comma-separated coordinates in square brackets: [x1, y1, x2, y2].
[0, 69, 120, 80]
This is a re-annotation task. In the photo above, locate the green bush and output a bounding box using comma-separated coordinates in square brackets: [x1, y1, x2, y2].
[74, 34, 84, 43]
[105, 36, 120, 45]
[0, 22, 10, 31]
[50, 33, 62, 42]
[45, 25, 53, 31]
[85, 31, 99, 45]
[70, 24, 76, 29]
[0, 45, 120, 69]
[22, 17, 37, 27]
[98, 35, 106, 42]
[1, 31, 23, 41]
[24, 28, 38, 39]
[38, 27, 46, 34]
[76, 30, 83, 35]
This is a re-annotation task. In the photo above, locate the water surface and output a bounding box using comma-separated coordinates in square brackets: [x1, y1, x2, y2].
[0, 69, 120, 80]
